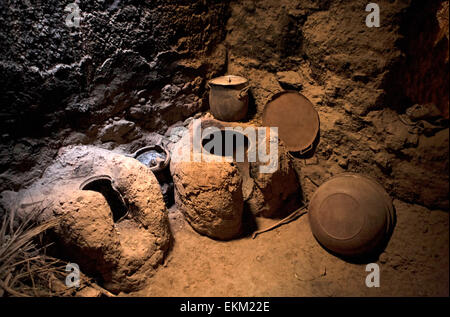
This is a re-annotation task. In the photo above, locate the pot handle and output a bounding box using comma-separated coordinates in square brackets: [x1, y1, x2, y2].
[264, 89, 285, 104]
[206, 82, 211, 90]
[238, 86, 250, 99]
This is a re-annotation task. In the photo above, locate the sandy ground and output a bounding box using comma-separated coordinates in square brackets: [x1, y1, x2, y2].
[130, 199, 448, 297]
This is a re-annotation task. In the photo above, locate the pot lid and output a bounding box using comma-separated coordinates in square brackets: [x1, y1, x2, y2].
[209, 75, 248, 86]
[262, 91, 319, 153]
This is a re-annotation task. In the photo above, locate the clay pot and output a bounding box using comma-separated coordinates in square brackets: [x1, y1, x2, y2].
[129, 144, 171, 173]
[207, 75, 249, 122]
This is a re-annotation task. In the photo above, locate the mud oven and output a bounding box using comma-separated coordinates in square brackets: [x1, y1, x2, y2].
[0, 116, 300, 293]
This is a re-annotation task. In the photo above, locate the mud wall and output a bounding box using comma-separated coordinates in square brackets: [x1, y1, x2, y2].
[225, 0, 449, 210]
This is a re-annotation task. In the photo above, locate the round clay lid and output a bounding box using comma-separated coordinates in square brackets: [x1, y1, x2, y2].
[209, 75, 248, 86]
[262, 91, 319, 153]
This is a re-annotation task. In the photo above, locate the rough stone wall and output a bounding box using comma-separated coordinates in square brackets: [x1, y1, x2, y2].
[385, 0, 449, 117]
[0, 0, 229, 136]
[0, 0, 229, 191]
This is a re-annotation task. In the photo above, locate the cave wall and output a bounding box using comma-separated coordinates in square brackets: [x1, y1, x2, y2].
[385, 0, 449, 118]
[0, 0, 229, 190]
[0, 0, 229, 137]
[0, 0, 448, 210]
[224, 0, 449, 209]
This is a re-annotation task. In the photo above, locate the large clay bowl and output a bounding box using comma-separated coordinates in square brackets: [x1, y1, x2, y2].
[308, 173, 394, 257]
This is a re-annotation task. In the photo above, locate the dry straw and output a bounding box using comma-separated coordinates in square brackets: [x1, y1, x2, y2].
[0, 205, 115, 297]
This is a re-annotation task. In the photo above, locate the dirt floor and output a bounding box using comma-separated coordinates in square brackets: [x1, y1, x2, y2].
[130, 199, 448, 297]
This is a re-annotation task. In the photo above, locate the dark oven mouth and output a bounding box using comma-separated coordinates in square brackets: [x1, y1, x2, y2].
[201, 130, 250, 162]
[80, 175, 128, 223]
